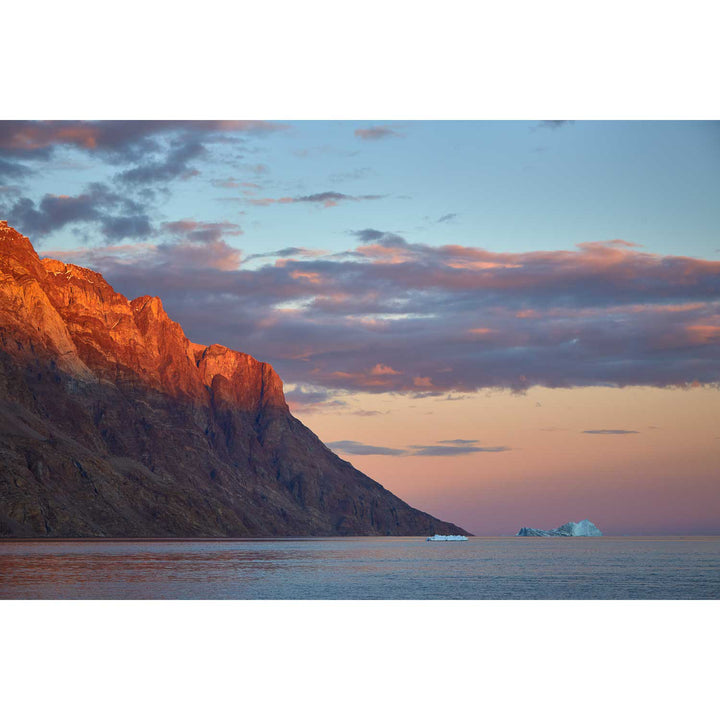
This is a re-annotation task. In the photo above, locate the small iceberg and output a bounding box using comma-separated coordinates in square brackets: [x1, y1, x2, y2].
[426, 534, 469, 542]
[516, 519, 602, 537]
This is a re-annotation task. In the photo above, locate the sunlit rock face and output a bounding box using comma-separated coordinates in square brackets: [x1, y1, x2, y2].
[517, 520, 602, 537]
[0, 222, 466, 538]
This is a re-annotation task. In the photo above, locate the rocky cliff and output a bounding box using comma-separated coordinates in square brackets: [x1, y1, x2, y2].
[0, 221, 467, 537]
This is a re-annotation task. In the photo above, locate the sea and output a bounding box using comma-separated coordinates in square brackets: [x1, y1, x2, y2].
[1, 536, 718, 599]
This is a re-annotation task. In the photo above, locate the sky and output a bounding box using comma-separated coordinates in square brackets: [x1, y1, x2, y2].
[1, 120, 719, 535]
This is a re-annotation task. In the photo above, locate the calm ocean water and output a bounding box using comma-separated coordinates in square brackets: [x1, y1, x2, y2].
[1, 536, 718, 599]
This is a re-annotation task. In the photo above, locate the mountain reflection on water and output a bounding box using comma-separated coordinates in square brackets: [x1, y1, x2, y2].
[1, 537, 718, 600]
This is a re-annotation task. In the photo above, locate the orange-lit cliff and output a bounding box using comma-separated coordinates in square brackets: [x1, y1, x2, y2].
[0, 222, 466, 537]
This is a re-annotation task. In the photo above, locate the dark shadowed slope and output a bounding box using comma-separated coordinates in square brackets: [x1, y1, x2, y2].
[0, 221, 467, 537]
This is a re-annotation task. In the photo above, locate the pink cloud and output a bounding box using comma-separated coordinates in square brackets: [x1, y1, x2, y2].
[370, 364, 401, 376]
[42, 231, 720, 396]
[0, 121, 286, 153]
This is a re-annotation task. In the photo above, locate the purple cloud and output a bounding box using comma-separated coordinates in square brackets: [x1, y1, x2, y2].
[582, 429, 640, 435]
[409, 444, 511, 456]
[41, 234, 720, 403]
[0, 121, 286, 191]
[0, 121, 285, 157]
[326, 440, 406, 456]
[1, 183, 151, 242]
[116, 139, 205, 185]
[354, 126, 403, 141]
[250, 192, 384, 208]
[0, 157, 33, 181]
[326, 439, 511, 456]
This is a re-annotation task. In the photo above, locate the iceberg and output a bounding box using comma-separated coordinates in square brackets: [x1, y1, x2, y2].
[426, 534, 469, 542]
[516, 519, 602, 537]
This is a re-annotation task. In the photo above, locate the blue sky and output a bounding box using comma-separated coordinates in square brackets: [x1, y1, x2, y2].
[3, 121, 718, 263]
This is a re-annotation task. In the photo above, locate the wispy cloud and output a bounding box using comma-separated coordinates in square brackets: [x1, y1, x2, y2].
[243, 247, 326, 264]
[437, 213, 457, 224]
[328, 167, 372, 183]
[354, 126, 403, 141]
[409, 444, 511, 456]
[582, 429, 640, 435]
[326, 438, 510, 456]
[294, 192, 383, 206]
[437, 439, 480, 445]
[250, 192, 384, 208]
[535, 120, 574, 131]
[326, 440, 406, 456]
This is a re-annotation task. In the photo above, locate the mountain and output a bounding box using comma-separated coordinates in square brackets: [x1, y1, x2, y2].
[0, 221, 467, 538]
[516, 520, 602, 537]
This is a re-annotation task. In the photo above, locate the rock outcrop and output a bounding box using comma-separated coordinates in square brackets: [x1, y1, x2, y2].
[517, 519, 602, 537]
[0, 221, 467, 537]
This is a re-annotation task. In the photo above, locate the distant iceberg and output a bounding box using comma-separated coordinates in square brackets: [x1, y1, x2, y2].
[426, 534, 469, 542]
[516, 519, 602, 537]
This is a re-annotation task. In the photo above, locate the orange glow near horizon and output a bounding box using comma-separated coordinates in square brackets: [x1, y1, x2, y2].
[292, 385, 720, 536]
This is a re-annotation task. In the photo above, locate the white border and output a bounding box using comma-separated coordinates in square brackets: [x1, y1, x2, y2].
[2, 600, 718, 719]
[3, 1, 720, 119]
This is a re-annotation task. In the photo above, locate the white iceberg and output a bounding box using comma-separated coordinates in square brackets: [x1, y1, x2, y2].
[426, 534, 469, 541]
[516, 519, 602, 537]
